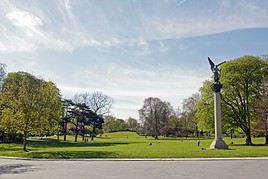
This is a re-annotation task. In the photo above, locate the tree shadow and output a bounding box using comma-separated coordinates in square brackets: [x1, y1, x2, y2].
[230, 143, 268, 147]
[28, 139, 131, 148]
[158, 138, 210, 141]
[29, 151, 118, 159]
[0, 146, 22, 152]
[0, 164, 36, 175]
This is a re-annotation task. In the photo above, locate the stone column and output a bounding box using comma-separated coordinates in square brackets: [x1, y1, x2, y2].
[210, 83, 228, 149]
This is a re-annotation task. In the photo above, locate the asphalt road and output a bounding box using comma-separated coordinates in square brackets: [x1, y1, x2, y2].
[0, 158, 268, 179]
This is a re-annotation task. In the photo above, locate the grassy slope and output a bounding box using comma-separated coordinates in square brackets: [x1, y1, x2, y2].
[1, 132, 268, 158]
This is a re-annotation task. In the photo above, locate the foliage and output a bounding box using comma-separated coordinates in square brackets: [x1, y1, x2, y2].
[0, 72, 63, 151]
[220, 56, 268, 145]
[196, 80, 214, 132]
[73, 91, 113, 140]
[103, 116, 128, 133]
[63, 100, 104, 142]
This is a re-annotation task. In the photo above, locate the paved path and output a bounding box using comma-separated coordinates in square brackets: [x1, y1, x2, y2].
[0, 158, 268, 179]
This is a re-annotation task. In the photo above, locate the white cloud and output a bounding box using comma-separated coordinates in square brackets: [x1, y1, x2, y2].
[177, 0, 188, 6]
[6, 10, 43, 31]
[56, 67, 207, 118]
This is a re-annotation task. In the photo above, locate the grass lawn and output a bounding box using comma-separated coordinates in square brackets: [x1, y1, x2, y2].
[1, 132, 268, 159]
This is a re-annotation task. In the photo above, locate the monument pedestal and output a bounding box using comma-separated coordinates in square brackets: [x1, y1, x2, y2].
[210, 139, 228, 149]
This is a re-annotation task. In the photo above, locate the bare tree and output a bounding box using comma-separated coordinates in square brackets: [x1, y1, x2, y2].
[0, 63, 7, 90]
[255, 79, 268, 144]
[73, 91, 113, 140]
[139, 97, 170, 139]
[88, 91, 113, 115]
[126, 117, 138, 131]
[182, 93, 200, 137]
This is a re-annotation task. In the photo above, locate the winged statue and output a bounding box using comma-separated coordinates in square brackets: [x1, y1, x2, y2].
[208, 57, 225, 83]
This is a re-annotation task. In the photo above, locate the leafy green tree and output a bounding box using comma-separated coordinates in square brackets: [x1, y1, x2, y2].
[103, 116, 128, 132]
[103, 116, 117, 133]
[196, 80, 214, 133]
[0, 72, 63, 151]
[39, 81, 63, 135]
[65, 101, 104, 142]
[220, 56, 268, 145]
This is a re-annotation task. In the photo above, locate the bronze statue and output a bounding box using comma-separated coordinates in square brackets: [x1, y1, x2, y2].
[208, 57, 225, 83]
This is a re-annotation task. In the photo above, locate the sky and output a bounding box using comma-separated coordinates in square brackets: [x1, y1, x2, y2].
[0, 0, 268, 119]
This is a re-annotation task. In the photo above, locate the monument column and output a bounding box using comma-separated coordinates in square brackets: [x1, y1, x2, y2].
[210, 83, 228, 149]
[208, 57, 228, 149]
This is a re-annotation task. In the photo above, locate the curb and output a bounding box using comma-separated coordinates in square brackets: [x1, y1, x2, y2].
[1, 156, 268, 162]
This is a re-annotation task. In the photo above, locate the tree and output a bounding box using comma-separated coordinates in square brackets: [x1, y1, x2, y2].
[182, 93, 200, 137]
[61, 99, 74, 141]
[103, 116, 117, 133]
[255, 78, 268, 144]
[64, 100, 103, 142]
[73, 91, 113, 140]
[0, 63, 6, 90]
[196, 80, 239, 137]
[38, 81, 63, 135]
[139, 97, 170, 139]
[103, 116, 128, 133]
[196, 80, 214, 133]
[220, 56, 268, 145]
[0, 72, 63, 151]
[74, 91, 113, 115]
[0, 63, 6, 142]
[126, 117, 138, 131]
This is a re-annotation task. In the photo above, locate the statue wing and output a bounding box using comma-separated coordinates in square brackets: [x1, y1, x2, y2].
[216, 61, 226, 67]
[208, 57, 215, 71]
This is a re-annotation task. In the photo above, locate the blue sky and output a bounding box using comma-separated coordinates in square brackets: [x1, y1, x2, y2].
[0, 0, 268, 119]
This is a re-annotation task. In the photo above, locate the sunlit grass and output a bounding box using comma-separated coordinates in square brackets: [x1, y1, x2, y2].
[1, 132, 268, 158]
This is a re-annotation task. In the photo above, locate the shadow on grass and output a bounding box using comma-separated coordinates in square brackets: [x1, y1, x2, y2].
[28, 138, 130, 148]
[230, 143, 268, 147]
[0, 146, 23, 152]
[158, 138, 211, 141]
[29, 151, 118, 159]
[0, 164, 36, 175]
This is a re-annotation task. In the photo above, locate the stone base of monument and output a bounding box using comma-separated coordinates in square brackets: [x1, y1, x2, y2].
[210, 139, 228, 149]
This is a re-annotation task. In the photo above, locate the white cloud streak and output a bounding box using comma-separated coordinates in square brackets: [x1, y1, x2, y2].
[1, 0, 268, 53]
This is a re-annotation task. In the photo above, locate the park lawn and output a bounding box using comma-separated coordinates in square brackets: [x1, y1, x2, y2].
[1, 132, 268, 159]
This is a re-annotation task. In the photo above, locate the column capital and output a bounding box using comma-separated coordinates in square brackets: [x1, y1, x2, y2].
[213, 83, 222, 93]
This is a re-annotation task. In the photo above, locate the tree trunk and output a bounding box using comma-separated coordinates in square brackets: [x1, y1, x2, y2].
[23, 132, 28, 152]
[265, 115, 268, 145]
[265, 133, 268, 145]
[57, 129, 60, 141]
[75, 133, 78, 142]
[74, 123, 79, 142]
[63, 122, 67, 141]
[195, 126, 198, 138]
[91, 126, 96, 141]
[245, 129, 253, 145]
[155, 135, 158, 140]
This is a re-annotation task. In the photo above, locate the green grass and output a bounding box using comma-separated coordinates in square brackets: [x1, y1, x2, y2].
[1, 132, 268, 159]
